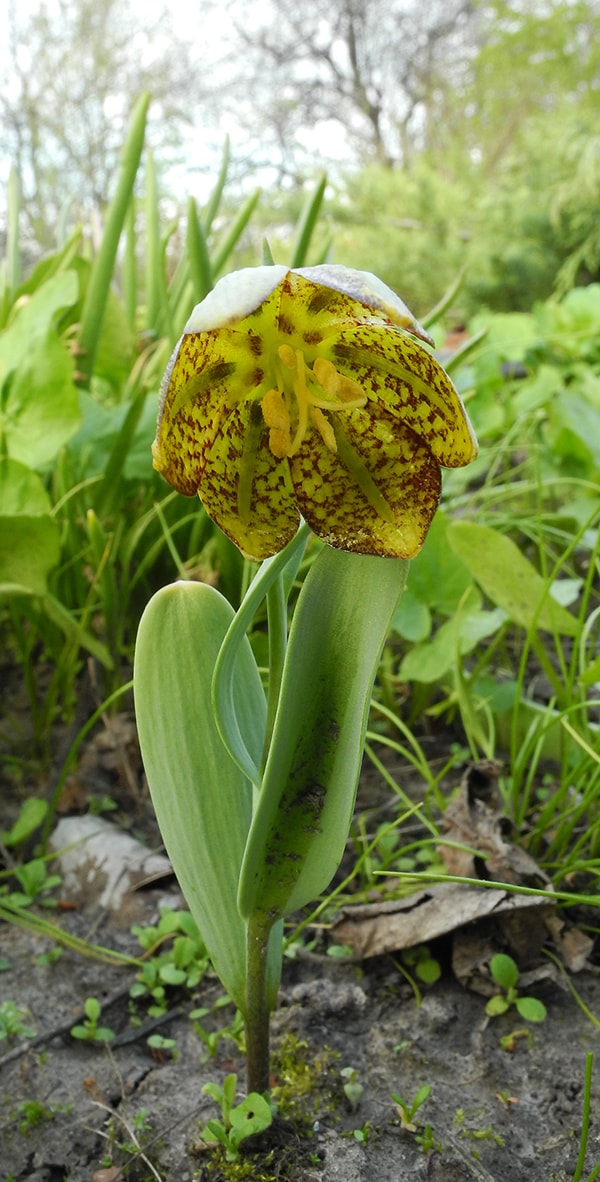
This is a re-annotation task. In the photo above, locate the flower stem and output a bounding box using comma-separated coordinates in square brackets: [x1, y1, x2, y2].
[245, 911, 273, 1094]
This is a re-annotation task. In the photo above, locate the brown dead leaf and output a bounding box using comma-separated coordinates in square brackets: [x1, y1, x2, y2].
[439, 761, 550, 887]
[331, 881, 551, 960]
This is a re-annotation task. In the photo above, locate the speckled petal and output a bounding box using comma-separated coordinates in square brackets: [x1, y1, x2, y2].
[328, 326, 478, 467]
[198, 402, 300, 561]
[290, 407, 441, 558]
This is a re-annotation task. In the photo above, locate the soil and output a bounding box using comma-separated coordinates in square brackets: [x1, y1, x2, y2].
[1, 706, 599, 1182]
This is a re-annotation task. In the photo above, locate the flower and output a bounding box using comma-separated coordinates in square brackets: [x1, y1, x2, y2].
[152, 264, 478, 561]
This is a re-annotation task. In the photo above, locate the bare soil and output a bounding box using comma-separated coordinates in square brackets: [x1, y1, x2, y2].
[1, 706, 599, 1182]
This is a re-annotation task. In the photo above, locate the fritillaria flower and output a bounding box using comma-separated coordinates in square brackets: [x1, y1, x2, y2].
[152, 265, 478, 560]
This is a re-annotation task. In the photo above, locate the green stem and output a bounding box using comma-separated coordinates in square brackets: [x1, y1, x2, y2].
[262, 575, 287, 772]
[245, 911, 273, 1094]
[573, 1052, 594, 1182]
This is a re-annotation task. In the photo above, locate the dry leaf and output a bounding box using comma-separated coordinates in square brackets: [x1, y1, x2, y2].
[331, 881, 551, 960]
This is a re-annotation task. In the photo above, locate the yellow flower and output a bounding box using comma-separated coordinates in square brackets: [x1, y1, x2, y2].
[152, 265, 478, 561]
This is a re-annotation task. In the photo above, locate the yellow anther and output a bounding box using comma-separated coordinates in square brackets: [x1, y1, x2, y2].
[313, 358, 367, 408]
[261, 387, 292, 458]
[277, 343, 297, 368]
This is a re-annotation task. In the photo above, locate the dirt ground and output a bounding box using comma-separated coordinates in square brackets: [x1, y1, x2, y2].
[1, 710, 600, 1182]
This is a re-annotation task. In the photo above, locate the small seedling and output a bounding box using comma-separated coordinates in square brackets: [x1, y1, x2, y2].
[403, 944, 442, 986]
[485, 954, 547, 1023]
[0, 1000, 35, 1041]
[199, 1073, 273, 1161]
[352, 1122, 371, 1144]
[392, 1084, 432, 1132]
[70, 997, 115, 1043]
[340, 1066, 363, 1111]
[190, 998, 245, 1058]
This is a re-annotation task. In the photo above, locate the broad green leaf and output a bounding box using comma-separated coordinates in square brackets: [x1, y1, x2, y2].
[447, 522, 579, 636]
[404, 512, 473, 616]
[134, 580, 278, 1014]
[0, 270, 78, 379]
[238, 548, 408, 920]
[0, 516, 60, 597]
[0, 334, 81, 467]
[392, 588, 431, 643]
[0, 458, 52, 515]
[399, 590, 504, 684]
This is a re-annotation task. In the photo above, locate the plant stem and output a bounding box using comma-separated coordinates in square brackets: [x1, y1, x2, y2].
[245, 911, 273, 1094]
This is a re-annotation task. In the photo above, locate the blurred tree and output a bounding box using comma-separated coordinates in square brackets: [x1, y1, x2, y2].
[0, 0, 213, 246]
[224, 0, 478, 175]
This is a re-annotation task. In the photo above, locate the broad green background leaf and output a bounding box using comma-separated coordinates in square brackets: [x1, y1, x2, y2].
[0, 271, 78, 378]
[447, 521, 579, 635]
[134, 580, 278, 1014]
[0, 457, 52, 514]
[399, 588, 505, 683]
[0, 517, 60, 597]
[0, 334, 81, 466]
[403, 511, 473, 616]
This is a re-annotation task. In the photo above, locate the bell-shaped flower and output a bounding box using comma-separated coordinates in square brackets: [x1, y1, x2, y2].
[152, 265, 478, 560]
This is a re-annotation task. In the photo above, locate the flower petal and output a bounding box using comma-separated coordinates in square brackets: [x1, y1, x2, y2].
[184, 266, 289, 332]
[289, 407, 441, 559]
[293, 265, 432, 343]
[328, 325, 478, 467]
[198, 403, 300, 560]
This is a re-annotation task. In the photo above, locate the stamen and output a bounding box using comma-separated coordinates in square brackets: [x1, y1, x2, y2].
[310, 407, 337, 453]
[261, 346, 366, 460]
[261, 387, 292, 458]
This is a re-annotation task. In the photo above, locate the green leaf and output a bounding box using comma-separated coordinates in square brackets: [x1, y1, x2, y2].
[0, 517, 60, 597]
[399, 591, 504, 683]
[238, 548, 408, 920]
[515, 996, 547, 1022]
[392, 588, 431, 643]
[489, 953, 519, 990]
[134, 581, 278, 1014]
[0, 334, 81, 467]
[485, 995, 510, 1017]
[447, 522, 578, 635]
[1, 798, 48, 846]
[405, 511, 474, 616]
[229, 1093, 273, 1147]
[0, 458, 52, 515]
[76, 93, 150, 385]
[0, 270, 78, 378]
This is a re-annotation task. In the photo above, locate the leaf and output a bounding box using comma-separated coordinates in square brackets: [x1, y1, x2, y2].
[489, 953, 519, 990]
[229, 1093, 273, 1146]
[2, 798, 48, 846]
[133, 580, 279, 1014]
[0, 334, 81, 467]
[0, 517, 60, 597]
[0, 458, 52, 515]
[0, 271, 78, 379]
[485, 995, 510, 1017]
[238, 548, 408, 920]
[404, 511, 474, 615]
[515, 996, 547, 1022]
[399, 591, 504, 683]
[447, 522, 578, 635]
